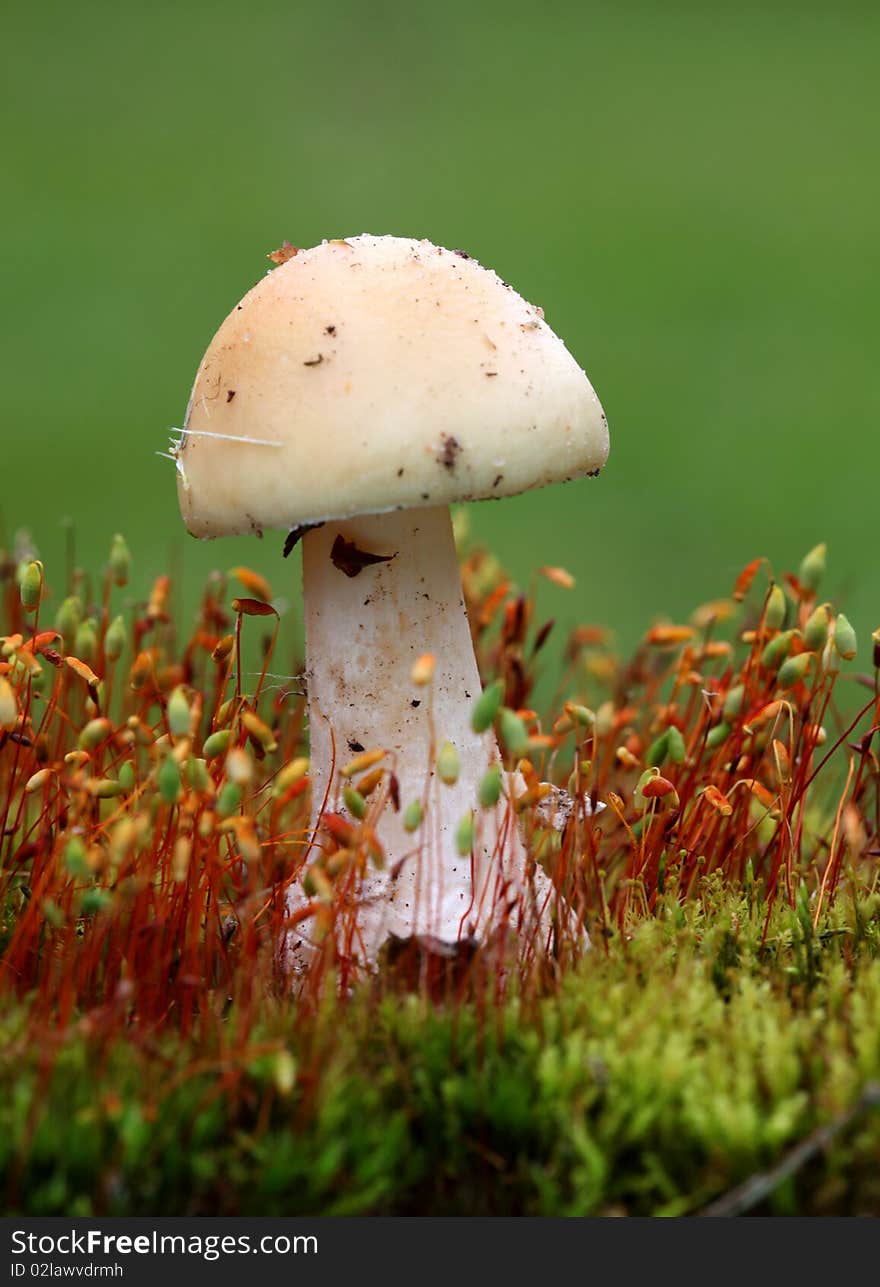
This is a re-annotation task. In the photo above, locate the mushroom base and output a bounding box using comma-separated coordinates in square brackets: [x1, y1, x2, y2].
[286, 506, 561, 969]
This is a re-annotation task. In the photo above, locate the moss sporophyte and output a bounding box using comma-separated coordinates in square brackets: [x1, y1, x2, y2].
[1, 517, 879, 1212]
[1, 511, 877, 1000]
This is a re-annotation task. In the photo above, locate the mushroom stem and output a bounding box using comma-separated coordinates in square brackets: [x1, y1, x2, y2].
[290, 506, 550, 965]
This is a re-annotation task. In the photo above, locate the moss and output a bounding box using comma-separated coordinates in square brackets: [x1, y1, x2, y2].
[2, 890, 878, 1216]
[1, 535, 877, 1213]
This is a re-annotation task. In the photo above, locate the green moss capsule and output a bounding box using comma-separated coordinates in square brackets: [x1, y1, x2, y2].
[778, 653, 812, 688]
[455, 811, 475, 856]
[74, 618, 98, 664]
[78, 718, 112, 751]
[89, 778, 124, 799]
[646, 730, 670, 767]
[437, 741, 460, 786]
[216, 781, 241, 818]
[764, 586, 787, 632]
[471, 680, 504, 734]
[167, 686, 191, 738]
[666, 725, 686, 765]
[343, 786, 367, 819]
[803, 603, 830, 652]
[403, 800, 423, 833]
[798, 542, 826, 593]
[187, 757, 210, 792]
[117, 761, 136, 793]
[705, 721, 731, 750]
[104, 614, 127, 662]
[723, 685, 744, 720]
[761, 629, 796, 671]
[499, 708, 529, 757]
[63, 836, 88, 877]
[478, 764, 503, 808]
[80, 888, 112, 916]
[109, 533, 131, 587]
[158, 756, 181, 805]
[203, 729, 233, 759]
[832, 614, 857, 661]
[20, 561, 43, 612]
[55, 595, 82, 643]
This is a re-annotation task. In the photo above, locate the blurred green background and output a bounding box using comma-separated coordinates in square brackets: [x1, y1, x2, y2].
[3, 0, 878, 666]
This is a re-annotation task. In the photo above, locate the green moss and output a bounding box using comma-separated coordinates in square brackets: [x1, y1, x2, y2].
[2, 888, 878, 1217]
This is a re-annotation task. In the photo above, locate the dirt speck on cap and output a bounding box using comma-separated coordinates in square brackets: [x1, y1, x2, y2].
[438, 435, 461, 471]
[267, 241, 299, 265]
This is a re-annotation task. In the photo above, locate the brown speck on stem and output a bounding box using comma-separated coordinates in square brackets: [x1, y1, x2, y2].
[324, 324, 336, 335]
[304, 354, 324, 367]
[493, 474, 503, 488]
[226, 390, 236, 403]
[330, 535, 397, 578]
[267, 241, 299, 265]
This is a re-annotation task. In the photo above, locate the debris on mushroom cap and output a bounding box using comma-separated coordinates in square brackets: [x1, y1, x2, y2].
[267, 241, 299, 265]
[176, 235, 609, 540]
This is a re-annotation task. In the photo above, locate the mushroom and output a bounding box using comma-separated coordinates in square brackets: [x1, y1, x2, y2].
[175, 235, 608, 968]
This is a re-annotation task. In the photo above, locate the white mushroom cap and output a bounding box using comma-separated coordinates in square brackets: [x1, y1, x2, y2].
[176, 234, 609, 538]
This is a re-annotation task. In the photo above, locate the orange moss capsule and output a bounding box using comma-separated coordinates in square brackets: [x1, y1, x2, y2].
[341, 747, 386, 779]
[354, 767, 385, 798]
[0, 678, 18, 730]
[702, 785, 733, 817]
[478, 581, 510, 629]
[321, 813, 358, 849]
[273, 757, 309, 794]
[411, 654, 436, 686]
[740, 779, 777, 811]
[24, 768, 51, 794]
[326, 847, 356, 877]
[743, 700, 792, 735]
[515, 783, 552, 812]
[691, 600, 736, 629]
[641, 776, 679, 807]
[771, 739, 791, 785]
[230, 567, 273, 603]
[65, 655, 100, 690]
[242, 709, 278, 754]
[232, 597, 278, 618]
[129, 650, 157, 691]
[645, 625, 695, 647]
[148, 575, 171, 620]
[212, 634, 235, 663]
[539, 565, 575, 590]
[732, 557, 765, 602]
